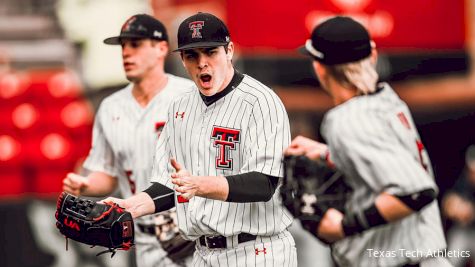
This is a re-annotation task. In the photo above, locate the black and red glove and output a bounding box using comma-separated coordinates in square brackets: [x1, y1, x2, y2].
[55, 192, 134, 257]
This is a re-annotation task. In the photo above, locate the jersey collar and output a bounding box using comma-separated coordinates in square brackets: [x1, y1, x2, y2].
[200, 69, 244, 106]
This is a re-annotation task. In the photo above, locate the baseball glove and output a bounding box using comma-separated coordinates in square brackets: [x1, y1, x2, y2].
[55, 192, 134, 257]
[153, 210, 195, 262]
[281, 155, 352, 242]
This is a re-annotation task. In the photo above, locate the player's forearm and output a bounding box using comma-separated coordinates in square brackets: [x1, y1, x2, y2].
[122, 192, 156, 219]
[196, 175, 229, 201]
[375, 192, 413, 222]
[81, 172, 118, 197]
[342, 190, 435, 236]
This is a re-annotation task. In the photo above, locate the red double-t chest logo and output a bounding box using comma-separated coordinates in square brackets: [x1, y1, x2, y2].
[211, 126, 240, 169]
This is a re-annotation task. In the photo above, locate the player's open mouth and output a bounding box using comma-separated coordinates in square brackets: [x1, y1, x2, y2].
[123, 62, 134, 70]
[199, 74, 212, 87]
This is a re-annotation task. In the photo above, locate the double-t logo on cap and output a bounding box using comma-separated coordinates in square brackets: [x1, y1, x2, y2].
[189, 21, 204, 38]
[122, 16, 137, 32]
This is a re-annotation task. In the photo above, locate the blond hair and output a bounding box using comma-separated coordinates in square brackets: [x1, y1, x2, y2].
[325, 56, 379, 94]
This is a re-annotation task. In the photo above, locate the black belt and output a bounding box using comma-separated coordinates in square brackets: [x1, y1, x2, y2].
[138, 224, 156, 235]
[402, 263, 420, 267]
[199, 233, 257, 249]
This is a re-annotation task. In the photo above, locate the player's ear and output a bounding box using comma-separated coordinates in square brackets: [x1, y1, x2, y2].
[157, 40, 169, 56]
[370, 41, 378, 66]
[225, 42, 234, 61]
[312, 61, 325, 77]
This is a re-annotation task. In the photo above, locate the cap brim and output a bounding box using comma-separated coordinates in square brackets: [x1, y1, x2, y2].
[297, 45, 315, 58]
[103, 33, 150, 45]
[173, 41, 229, 52]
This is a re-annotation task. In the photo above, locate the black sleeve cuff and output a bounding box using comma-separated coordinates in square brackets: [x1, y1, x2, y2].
[225, 172, 279, 203]
[143, 183, 175, 213]
[342, 204, 388, 236]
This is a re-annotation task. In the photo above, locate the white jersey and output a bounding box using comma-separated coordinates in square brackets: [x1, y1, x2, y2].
[150, 72, 293, 240]
[321, 83, 446, 266]
[83, 74, 193, 227]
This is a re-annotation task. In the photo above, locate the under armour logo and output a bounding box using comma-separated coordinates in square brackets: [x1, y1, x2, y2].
[175, 112, 185, 119]
[301, 193, 317, 215]
[153, 30, 163, 38]
[189, 21, 204, 38]
[255, 248, 267, 255]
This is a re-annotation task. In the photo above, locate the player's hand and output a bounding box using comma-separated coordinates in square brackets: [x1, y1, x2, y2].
[443, 194, 474, 225]
[100, 196, 128, 208]
[317, 208, 345, 243]
[285, 135, 329, 162]
[62, 173, 90, 196]
[170, 159, 198, 200]
[170, 159, 229, 201]
[101, 192, 155, 219]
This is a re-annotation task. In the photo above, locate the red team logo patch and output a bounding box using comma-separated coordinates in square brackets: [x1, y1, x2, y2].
[125, 170, 135, 194]
[155, 121, 166, 139]
[121, 16, 136, 32]
[64, 218, 80, 231]
[397, 112, 411, 129]
[211, 126, 240, 169]
[189, 21, 204, 38]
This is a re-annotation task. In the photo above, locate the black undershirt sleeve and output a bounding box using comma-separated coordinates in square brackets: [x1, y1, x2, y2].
[341, 188, 437, 236]
[143, 182, 175, 213]
[396, 188, 437, 211]
[225, 171, 279, 202]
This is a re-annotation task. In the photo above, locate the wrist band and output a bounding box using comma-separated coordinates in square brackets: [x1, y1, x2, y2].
[341, 204, 388, 236]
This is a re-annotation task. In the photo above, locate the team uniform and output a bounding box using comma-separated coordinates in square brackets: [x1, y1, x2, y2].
[321, 83, 447, 266]
[83, 74, 193, 267]
[150, 71, 297, 266]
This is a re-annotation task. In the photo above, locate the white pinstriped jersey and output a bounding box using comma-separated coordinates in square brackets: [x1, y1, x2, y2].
[321, 83, 446, 266]
[83, 74, 193, 226]
[150, 73, 293, 240]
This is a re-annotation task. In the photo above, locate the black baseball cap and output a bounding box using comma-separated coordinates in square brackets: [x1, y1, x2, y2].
[174, 12, 230, 52]
[299, 16, 372, 65]
[104, 14, 168, 45]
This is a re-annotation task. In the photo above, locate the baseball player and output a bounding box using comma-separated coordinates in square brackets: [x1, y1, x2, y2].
[285, 16, 450, 266]
[103, 12, 298, 266]
[62, 14, 194, 267]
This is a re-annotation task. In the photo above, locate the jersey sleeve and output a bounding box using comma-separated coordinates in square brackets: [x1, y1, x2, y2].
[328, 112, 437, 196]
[241, 92, 291, 177]
[149, 104, 175, 189]
[82, 104, 119, 177]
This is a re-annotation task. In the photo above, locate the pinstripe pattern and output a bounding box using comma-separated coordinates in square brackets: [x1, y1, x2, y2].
[150, 73, 295, 265]
[321, 83, 446, 266]
[82, 74, 194, 266]
[191, 230, 297, 267]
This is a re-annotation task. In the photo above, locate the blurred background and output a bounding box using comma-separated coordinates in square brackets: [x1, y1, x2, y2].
[0, 0, 474, 266]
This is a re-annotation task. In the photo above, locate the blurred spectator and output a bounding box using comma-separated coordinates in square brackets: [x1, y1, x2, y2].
[442, 145, 475, 266]
[56, 0, 149, 89]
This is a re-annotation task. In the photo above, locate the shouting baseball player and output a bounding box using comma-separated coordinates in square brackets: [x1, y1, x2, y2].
[62, 14, 194, 267]
[103, 12, 298, 266]
[285, 16, 450, 266]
